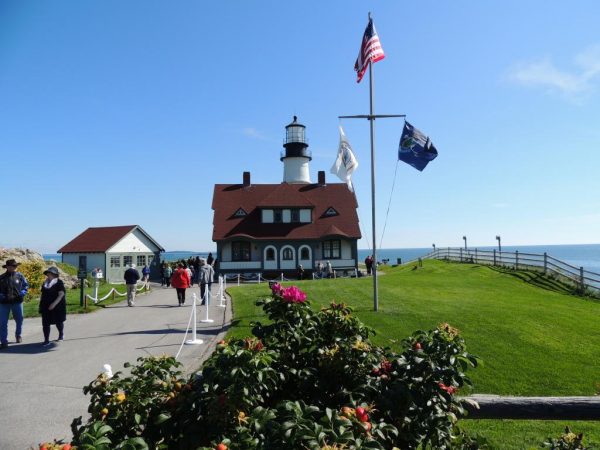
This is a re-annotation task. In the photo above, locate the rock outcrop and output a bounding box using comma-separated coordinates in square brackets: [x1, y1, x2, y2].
[0, 247, 79, 288]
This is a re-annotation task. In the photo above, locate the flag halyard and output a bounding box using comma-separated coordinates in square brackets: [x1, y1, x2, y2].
[354, 18, 385, 83]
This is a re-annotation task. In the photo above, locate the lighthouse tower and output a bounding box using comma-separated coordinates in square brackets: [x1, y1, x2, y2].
[281, 116, 312, 184]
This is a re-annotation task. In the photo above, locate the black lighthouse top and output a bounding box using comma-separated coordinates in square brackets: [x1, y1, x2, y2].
[281, 116, 312, 161]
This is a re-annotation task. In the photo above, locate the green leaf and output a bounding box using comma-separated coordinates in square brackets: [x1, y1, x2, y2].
[153, 412, 171, 425]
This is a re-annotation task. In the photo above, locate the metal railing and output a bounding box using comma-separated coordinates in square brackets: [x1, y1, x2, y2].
[423, 248, 600, 295]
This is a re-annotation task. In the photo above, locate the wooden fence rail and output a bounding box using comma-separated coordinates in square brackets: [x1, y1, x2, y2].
[422, 248, 600, 295]
[464, 395, 600, 420]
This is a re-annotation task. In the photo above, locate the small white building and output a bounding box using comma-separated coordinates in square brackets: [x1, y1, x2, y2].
[57, 225, 165, 283]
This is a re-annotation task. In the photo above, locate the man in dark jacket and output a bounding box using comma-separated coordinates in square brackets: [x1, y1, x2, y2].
[124, 264, 140, 307]
[0, 259, 29, 348]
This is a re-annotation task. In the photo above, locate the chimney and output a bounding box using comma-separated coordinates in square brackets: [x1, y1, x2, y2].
[243, 171, 251, 187]
[317, 170, 326, 185]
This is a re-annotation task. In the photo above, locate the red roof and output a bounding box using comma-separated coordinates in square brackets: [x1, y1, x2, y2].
[212, 182, 361, 241]
[58, 225, 164, 253]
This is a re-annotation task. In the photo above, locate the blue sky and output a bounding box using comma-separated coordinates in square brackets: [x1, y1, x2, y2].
[1, 1, 599, 253]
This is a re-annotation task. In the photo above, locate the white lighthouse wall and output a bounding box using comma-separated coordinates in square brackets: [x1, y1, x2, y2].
[283, 157, 311, 184]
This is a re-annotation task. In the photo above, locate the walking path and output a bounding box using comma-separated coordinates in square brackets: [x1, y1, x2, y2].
[0, 283, 231, 450]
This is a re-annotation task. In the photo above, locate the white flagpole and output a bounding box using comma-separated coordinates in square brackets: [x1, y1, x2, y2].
[368, 13, 379, 312]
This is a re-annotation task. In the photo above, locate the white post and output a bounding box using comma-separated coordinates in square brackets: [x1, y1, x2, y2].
[281, 272, 284, 281]
[354, 268, 358, 278]
[334, 270, 337, 279]
[224, 275, 227, 290]
[185, 293, 203, 345]
[312, 272, 315, 280]
[200, 286, 214, 323]
[218, 276, 226, 308]
[93, 279, 100, 304]
[258, 273, 261, 284]
[237, 274, 240, 286]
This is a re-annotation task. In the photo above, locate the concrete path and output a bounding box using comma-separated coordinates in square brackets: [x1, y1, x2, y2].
[0, 283, 231, 450]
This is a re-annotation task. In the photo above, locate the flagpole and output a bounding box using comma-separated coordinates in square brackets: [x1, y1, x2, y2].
[339, 13, 405, 312]
[368, 36, 379, 312]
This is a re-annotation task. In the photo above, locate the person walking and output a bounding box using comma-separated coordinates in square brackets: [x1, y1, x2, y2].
[142, 264, 151, 286]
[124, 264, 140, 307]
[171, 263, 191, 306]
[198, 258, 214, 305]
[39, 267, 66, 346]
[163, 264, 173, 288]
[0, 259, 29, 349]
[326, 261, 333, 279]
[297, 264, 304, 280]
[206, 252, 214, 266]
[365, 255, 373, 276]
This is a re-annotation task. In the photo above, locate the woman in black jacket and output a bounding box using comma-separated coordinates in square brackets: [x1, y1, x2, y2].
[39, 266, 66, 346]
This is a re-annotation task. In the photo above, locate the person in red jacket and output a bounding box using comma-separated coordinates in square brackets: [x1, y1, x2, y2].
[170, 263, 191, 306]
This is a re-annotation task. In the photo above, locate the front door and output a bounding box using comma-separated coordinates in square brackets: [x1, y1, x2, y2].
[107, 254, 123, 283]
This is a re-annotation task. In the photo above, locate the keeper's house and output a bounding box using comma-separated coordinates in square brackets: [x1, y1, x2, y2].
[212, 117, 361, 277]
[57, 225, 165, 283]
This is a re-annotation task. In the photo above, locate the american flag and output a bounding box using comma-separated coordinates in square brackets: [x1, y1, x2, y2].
[354, 18, 385, 83]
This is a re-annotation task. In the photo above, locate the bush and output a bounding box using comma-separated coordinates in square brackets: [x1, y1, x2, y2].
[18, 260, 46, 300]
[543, 427, 597, 449]
[69, 284, 487, 449]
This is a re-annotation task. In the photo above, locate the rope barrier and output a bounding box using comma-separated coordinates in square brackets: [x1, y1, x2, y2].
[175, 296, 199, 359]
[86, 283, 149, 304]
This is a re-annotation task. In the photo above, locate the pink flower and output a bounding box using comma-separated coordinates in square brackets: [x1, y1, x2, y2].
[271, 283, 284, 296]
[438, 382, 457, 394]
[281, 286, 307, 303]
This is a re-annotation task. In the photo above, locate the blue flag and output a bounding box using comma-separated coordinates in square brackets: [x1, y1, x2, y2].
[398, 121, 438, 171]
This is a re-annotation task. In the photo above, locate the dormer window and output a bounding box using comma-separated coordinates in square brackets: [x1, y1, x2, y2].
[324, 207, 338, 217]
[234, 208, 247, 217]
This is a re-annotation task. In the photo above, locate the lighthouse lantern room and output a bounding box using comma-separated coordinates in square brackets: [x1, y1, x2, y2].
[281, 116, 312, 184]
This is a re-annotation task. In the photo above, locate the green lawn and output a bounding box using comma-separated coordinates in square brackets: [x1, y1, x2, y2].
[226, 260, 600, 448]
[22, 282, 151, 317]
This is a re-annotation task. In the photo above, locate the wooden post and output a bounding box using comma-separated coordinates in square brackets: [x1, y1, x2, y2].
[460, 247, 463, 262]
[544, 252, 548, 274]
[580, 267, 585, 294]
[464, 395, 600, 420]
[475, 248, 478, 263]
[493, 249, 496, 266]
[515, 250, 519, 270]
[112, 289, 115, 301]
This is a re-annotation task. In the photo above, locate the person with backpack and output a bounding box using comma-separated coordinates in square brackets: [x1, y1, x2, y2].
[0, 259, 29, 349]
[171, 263, 191, 306]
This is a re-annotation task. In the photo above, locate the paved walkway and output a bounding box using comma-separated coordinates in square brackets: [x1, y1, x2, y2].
[0, 283, 231, 450]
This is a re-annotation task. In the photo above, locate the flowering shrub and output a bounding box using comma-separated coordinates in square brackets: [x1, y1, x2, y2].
[543, 427, 596, 449]
[64, 285, 493, 449]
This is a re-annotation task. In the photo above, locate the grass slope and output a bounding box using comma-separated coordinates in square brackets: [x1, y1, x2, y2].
[226, 260, 600, 448]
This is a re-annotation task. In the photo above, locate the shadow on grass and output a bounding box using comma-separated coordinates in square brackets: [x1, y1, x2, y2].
[486, 266, 578, 296]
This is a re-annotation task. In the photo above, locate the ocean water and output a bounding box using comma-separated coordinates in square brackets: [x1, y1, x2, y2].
[44, 244, 600, 274]
[357, 244, 600, 275]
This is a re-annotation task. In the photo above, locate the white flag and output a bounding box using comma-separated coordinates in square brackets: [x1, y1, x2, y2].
[330, 126, 359, 191]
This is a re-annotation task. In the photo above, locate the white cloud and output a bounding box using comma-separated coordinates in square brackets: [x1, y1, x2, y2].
[507, 44, 600, 100]
[242, 127, 267, 140]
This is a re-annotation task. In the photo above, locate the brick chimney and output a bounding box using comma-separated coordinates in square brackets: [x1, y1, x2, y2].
[317, 170, 326, 185]
[243, 171, 251, 187]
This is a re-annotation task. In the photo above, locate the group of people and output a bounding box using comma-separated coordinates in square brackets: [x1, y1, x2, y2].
[0, 259, 67, 349]
[168, 257, 215, 306]
[314, 260, 334, 278]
